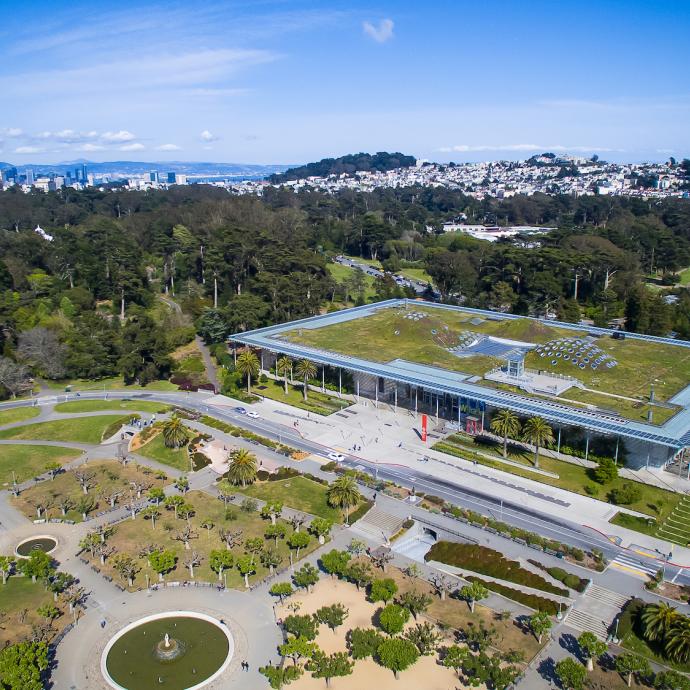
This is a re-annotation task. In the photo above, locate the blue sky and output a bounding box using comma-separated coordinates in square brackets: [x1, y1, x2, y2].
[1, 0, 688, 165]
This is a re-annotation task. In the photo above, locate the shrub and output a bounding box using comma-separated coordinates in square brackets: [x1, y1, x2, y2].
[240, 498, 258, 513]
[426, 542, 568, 597]
[191, 452, 210, 471]
[321, 461, 338, 472]
[466, 576, 559, 615]
[256, 469, 270, 481]
[609, 483, 642, 505]
[617, 598, 645, 639]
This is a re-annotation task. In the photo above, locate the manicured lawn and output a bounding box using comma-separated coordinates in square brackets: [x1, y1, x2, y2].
[54, 400, 169, 414]
[399, 267, 434, 285]
[0, 444, 81, 485]
[326, 263, 377, 301]
[0, 406, 40, 426]
[622, 628, 690, 673]
[0, 415, 131, 444]
[253, 380, 350, 416]
[11, 460, 167, 523]
[0, 576, 70, 647]
[135, 427, 192, 472]
[43, 376, 178, 392]
[435, 435, 683, 532]
[243, 476, 343, 522]
[82, 489, 321, 589]
[677, 267, 690, 285]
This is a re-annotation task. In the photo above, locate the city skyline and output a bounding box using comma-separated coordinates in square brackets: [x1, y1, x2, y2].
[1, 0, 689, 165]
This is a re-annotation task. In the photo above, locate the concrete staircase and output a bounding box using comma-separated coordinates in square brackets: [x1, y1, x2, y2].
[351, 506, 405, 541]
[565, 584, 628, 640]
[565, 608, 610, 640]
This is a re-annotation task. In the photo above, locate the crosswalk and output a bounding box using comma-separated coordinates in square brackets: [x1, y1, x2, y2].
[610, 554, 660, 579]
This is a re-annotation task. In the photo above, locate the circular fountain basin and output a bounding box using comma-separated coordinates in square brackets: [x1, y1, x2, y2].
[101, 611, 233, 690]
[15, 535, 57, 557]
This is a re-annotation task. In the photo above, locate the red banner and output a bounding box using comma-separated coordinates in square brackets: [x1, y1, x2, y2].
[421, 414, 428, 442]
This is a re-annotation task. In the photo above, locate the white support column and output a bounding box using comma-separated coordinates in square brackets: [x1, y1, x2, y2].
[322, 367, 325, 393]
[614, 436, 619, 465]
[260, 351, 264, 374]
[585, 435, 590, 462]
[356, 379, 360, 402]
[557, 427, 561, 455]
[375, 382, 378, 409]
[233, 345, 237, 366]
[436, 397, 439, 424]
[414, 388, 418, 418]
[339, 369, 342, 397]
[394, 386, 397, 412]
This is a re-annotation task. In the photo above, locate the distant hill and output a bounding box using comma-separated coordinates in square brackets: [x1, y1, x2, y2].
[269, 151, 416, 183]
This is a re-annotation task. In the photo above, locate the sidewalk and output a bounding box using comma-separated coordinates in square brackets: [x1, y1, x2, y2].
[215, 395, 690, 566]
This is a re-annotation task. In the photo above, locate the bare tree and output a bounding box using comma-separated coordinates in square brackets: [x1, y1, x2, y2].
[184, 552, 202, 578]
[130, 480, 152, 499]
[289, 515, 306, 533]
[430, 574, 455, 601]
[218, 528, 243, 551]
[0, 357, 32, 398]
[100, 489, 123, 509]
[17, 327, 66, 379]
[174, 526, 199, 551]
[74, 470, 96, 495]
[56, 496, 74, 517]
[94, 542, 114, 566]
[370, 551, 393, 573]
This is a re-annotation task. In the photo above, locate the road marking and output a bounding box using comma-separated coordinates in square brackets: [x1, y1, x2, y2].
[611, 554, 658, 578]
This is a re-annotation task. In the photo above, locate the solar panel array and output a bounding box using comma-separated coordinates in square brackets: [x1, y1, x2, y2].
[535, 337, 618, 371]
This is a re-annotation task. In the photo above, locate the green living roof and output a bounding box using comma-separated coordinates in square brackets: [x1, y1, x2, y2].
[282, 304, 690, 424]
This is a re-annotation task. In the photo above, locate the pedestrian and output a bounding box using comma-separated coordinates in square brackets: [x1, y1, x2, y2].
[373, 492, 377, 502]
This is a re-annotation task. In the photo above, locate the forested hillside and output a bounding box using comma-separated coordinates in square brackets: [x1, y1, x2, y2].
[1, 183, 690, 398]
[268, 152, 416, 182]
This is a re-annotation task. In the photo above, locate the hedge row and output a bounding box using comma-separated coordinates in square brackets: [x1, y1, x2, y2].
[466, 576, 559, 615]
[199, 415, 299, 456]
[425, 541, 569, 597]
[527, 559, 589, 593]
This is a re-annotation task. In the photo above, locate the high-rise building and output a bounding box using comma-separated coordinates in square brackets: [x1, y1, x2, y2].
[25, 169, 34, 185]
[167, 172, 176, 184]
[81, 163, 88, 181]
[149, 170, 159, 183]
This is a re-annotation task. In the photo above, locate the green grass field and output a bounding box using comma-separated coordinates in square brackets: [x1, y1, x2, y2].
[42, 376, 178, 392]
[677, 267, 690, 286]
[0, 444, 81, 485]
[283, 305, 690, 421]
[243, 476, 344, 522]
[253, 380, 349, 416]
[54, 400, 169, 414]
[434, 434, 683, 533]
[135, 429, 192, 471]
[327, 263, 377, 302]
[0, 407, 40, 426]
[0, 415, 131, 444]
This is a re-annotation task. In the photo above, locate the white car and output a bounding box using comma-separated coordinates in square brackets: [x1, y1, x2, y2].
[327, 452, 346, 463]
[246, 410, 260, 419]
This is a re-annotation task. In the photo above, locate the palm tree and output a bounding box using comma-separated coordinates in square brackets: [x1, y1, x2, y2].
[295, 359, 317, 401]
[327, 475, 361, 525]
[227, 448, 258, 488]
[642, 602, 680, 642]
[521, 416, 554, 468]
[162, 416, 188, 449]
[665, 617, 690, 664]
[236, 350, 260, 395]
[276, 356, 292, 395]
[490, 409, 521, 459]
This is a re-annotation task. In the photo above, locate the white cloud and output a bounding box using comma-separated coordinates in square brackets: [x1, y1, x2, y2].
[187, 87, 248, 97]
[76, 143, 105, 151]
[14, 145, 43, 154]
[200, 130, 219, 142]
[439, 143, 617, 153]
[119, 142, 145, 151]
[363, 18, 394, 43]
[1, 127, 23, 137]
[156, 143, 181, 151]
[101, 130, 136, 142]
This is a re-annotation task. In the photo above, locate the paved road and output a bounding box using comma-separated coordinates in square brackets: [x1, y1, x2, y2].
[1, 390, 688, 587]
